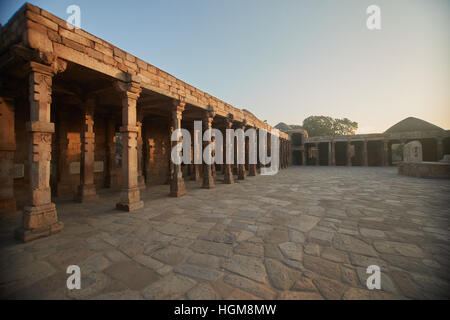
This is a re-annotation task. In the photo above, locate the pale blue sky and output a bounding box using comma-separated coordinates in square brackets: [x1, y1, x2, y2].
[1, 0, 449, 132]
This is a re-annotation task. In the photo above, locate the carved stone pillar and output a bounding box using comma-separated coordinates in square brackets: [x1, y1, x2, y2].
[137, 111, 146, 189]
[170, 101, 187, 197]
[346, 141, 352, 166]
[363, 140, 369, 166]
[15, 62, 64, 242]
[105, 116, 117, 188]
[0, 97, 16, 213]
[224, 116, 235, 184]
[114, 78, 143, 211]
[76, 98, 98, 202]
[202, 108, 215, 189]
[237, 121, 247, 180]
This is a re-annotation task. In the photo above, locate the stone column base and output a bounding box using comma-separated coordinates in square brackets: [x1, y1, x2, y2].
[138, 175, 146, 190]
[248, 165, 257, 176]
[116, 186, 144, 211]
[170, 179, 186, 197]
[223, 165, 234, 184]
[15, 221, 64, 243]
[76, 184, 99, 202]
[238, 165, 246, 180]
[202, 166, 215, 189]
[17, 203, 63, 242]
[116, 200, 144, 211]
[0, 198, 16, 213]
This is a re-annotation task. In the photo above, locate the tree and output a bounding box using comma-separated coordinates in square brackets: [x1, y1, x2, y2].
[302, 116, 358, 137]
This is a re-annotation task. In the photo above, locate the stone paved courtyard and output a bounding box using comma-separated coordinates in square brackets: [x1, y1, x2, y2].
[0, 167, 449, 300]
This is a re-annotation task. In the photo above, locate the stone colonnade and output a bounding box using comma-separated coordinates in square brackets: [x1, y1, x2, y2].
[7, 62, 290, 242]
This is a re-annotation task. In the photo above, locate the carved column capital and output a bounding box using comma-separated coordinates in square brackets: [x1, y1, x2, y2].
[113, 79, 142, 100]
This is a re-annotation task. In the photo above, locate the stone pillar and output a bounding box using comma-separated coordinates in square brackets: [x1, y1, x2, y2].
[382, 140, 389, 166]
[346, 140, 352, 166]
[202, 108, 215, 189]
[169, 101, 187, 197]
[114, 79, 144, 211]
[302, 145, 306, 166]
[315, 143, 320, 166]
[363, 140, 369, 166]
[55, 109, 72, 198]
[248, 126, 257, 176]
[76, 98, 99, 202]
[436, 137, 443, 161]
[166, 124, 174, 185]
[237, 121, 247, 180]
[223, 116, 235, 184]
[212, 136, 217, 177]
[331, 141, 336, 166]
[0, 97, 16, 213]
[15, 62, 64, 242]
[105, 116, 117, 188]
[137, 111, 146, 189]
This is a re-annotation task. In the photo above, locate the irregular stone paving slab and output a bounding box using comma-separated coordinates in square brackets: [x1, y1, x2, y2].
[278, 242, 303, 261]
[373, 241, 426, 258]
[289, 215, 320, 233]
[278, 291, 323, 300]
[234, 242, 264, 257]
[187, 283, 220, 300]
[191, 240, 233, 258]
[223, 274, 277, 299]
[333, 234, 378, 257]
[141, 274, 197, 299]
[173, 264, 222, 281]
[103, 261, 160, 291]
[222, 254, 267, 283]
[151, 246, 192, 265]
[264, 258, 301, 290]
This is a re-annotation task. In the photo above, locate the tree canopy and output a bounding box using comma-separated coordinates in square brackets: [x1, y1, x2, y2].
[302, 116, 358, 137]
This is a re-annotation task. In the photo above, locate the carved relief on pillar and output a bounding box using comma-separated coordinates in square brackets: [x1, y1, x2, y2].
[169, 100, 187, 197]
[202, 107, 215, 189]
[16, 61, 66, 242]
[113, 78, 144, 211]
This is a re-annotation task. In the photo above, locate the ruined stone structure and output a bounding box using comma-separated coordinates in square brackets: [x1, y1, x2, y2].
[0, 3, 289, 242]
[286, 117, 450, 167]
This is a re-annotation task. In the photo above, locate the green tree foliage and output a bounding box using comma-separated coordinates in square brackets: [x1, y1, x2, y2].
[302, 116, 358, 137]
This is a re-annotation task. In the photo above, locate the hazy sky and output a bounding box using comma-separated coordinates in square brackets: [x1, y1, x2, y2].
[1, 0, 449, 133]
